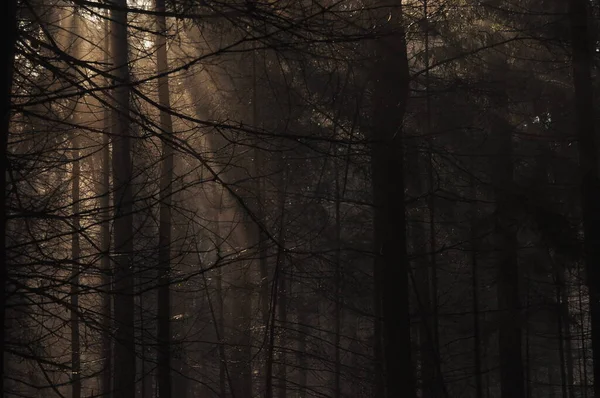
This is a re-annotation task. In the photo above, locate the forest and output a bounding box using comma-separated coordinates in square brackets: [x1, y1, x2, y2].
[1, 0, 599, 397]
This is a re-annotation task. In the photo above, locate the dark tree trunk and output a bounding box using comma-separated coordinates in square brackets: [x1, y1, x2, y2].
[297, 297, 308, 398]
[370, 2, 413, 398]
[231, 268, 253, 398]
[490, 101, 524, 398]
[333, 159, 342, 398]
[139, 295, 152, 398]
[216, 257, 227, 398]
[469, 174, 484, 398]
[0, 0, 18, 392]
[373, 247, 384, 398]
[156, 0, 174, 396]
[562, 278, 575, 398]
[111, 1, 136, 396]
[251, 50, 272, 398]
[69, 12, 82, 398]
[276, 159, 288, 398]
[406, 146, 435, 398]
[423, 1, 442, 391]
[100, 12, 113, 397]
[556, 266, 568, 398]
[70, 79, 82, 398]
[578, 268, 589, 396]
[569, 1, 600, 397]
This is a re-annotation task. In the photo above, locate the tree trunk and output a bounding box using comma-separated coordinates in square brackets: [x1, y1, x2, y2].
[70, 108, 82, 398]
[578, 267, 589, 397]
[111, 0, 136, 396]
[562, 277, 575, 398]
[491, 101, 524, 398]
[139, 294, 152, 398]
[569, 1, 600, 397]
[373, 245, 384, 398]
[469, 174, 484, 398]
[69, 11, 82, 398]
[556, 266, 568, 398]
[370, 2, 413, 397]
[405, 146, 434, 398]
[423, 1, 442, 392]
[216, 254, 227, 398]
[297, 297, 308, 398]
[333, 159, 342, 398]
[100, 11, 113, 397]
[0, 0, 18, 392]
[231, 268, 253, 398]
[276, 158, 288, 398]
[251, 49, 272, 398]
[155, 0, 174, 396]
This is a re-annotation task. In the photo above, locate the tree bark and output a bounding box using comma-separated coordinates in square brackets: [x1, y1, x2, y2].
[297, 296, 308, 398]
[155, 0, 174, 396]
[111, 0, 136, 396]
[69, 11, 82, 398]
[276, 158, 288, 398]
[0, 0, 18, 392]
[333, 157, 342, 398]
[469, 173, 484, 398]
[569, 1, 600, 397]
[370, 2, 413, 397]
[99, 11, 113, 397]
[562, 277, 575, 398]
[490, 99, 524, 398]
[423, 1, 442, 392]
[216, 251, 227, 398]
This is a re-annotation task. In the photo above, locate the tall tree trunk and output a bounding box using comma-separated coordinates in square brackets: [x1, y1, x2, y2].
[139, 294, 152, 398]
[406, 146, 434, 398]
[231, 269, 253, 398]
[569, 1, 600, 397]
[578, 266, 589, 397]
[0, 0, 18, 392]
[251, 52, 270, 331]
[562, 277, 575, 398]
[70, 105, 82, 398]
[111, 0, 136, 396]
[525, 276, 532, 398]
[556, 265, 568, 398]
[297, 295, 308, 398]
[423, 1, 442, 392]
[371, 3, 413, 398]
[373, 246, 384, 398]
[69, 11, 82, 398]
[155, 0, 174, 396]
[276, 159, 288, 398]
[491, 101, 524, 398]
[216, 254, 227, 398]
[469, 174, 484, 398]
[213, 207, 228, 398]
[276, 272, 287, 398]
[265, 266, 277, 398]
[100, 12, 113, 397]
[251, 48, 272, 398]
[333, 158, 342, 398]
